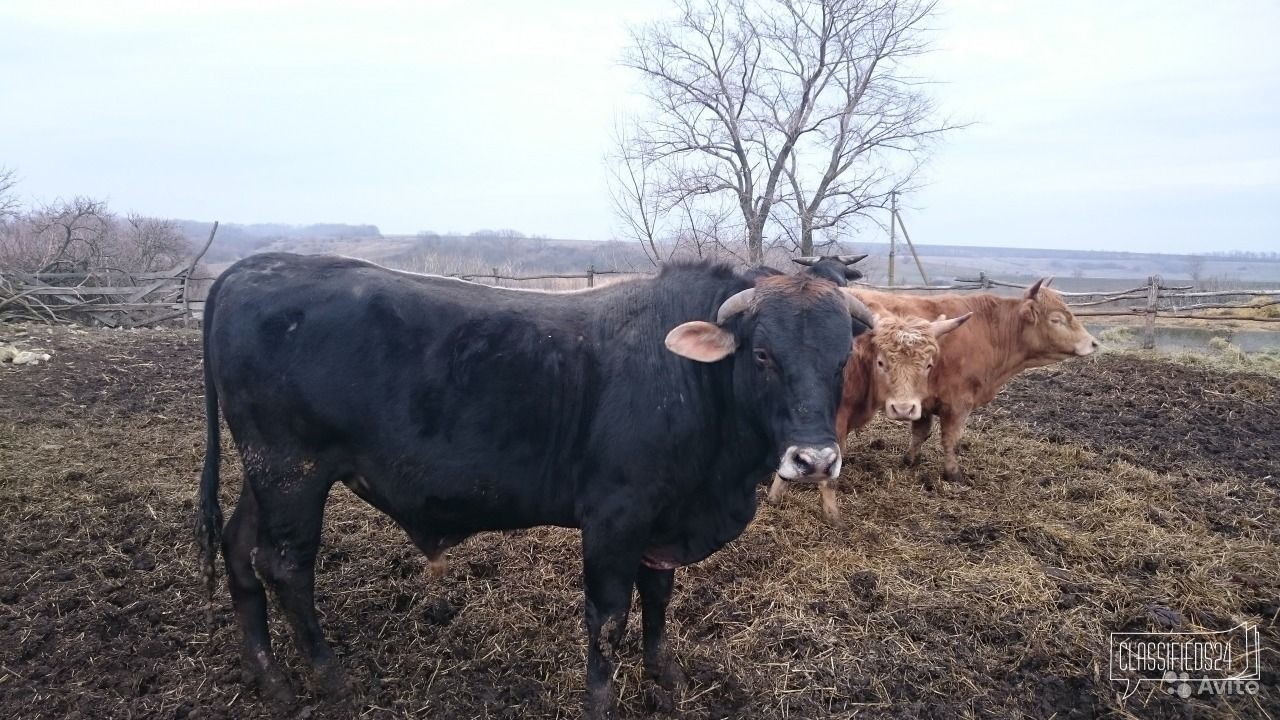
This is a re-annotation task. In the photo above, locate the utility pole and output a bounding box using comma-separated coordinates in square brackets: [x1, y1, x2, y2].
[887, 191, 897, 286]
[897, 207, 930, 285]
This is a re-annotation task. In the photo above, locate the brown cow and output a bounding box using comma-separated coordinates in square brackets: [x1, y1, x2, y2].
[766, 311, 971, 526]
[853, 278, 1099, 488]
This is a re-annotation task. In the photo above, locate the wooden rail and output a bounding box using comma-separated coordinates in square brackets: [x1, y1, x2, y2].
[0, 222, 219, 327]
[4, 252, 1277, 342]
[856, 272, 1280, 347]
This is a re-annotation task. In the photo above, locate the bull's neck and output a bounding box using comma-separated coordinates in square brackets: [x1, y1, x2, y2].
[842, 340, 881, 434]
[974, 298, 1035, 392]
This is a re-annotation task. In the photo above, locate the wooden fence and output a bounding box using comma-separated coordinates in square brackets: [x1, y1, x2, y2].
[448, 265, 629, 288]
[853, 272, 1280, 348]
[0, 222, 219, 328]
[3, 250, 1278, 351]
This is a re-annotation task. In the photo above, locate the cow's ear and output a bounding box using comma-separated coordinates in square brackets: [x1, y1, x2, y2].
[665, 321, 737, 362]
[1020, 298, 1039, 322]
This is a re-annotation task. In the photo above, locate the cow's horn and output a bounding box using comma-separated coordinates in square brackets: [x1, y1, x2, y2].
[1025, 277, 1050, 299]
[840, 289, 876, 329]
[716, 288, 756, 324]
[791, 256, 818, 267]
[837, 254, 868, 265]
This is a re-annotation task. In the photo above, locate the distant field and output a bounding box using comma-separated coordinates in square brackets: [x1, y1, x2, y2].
[196, 231, 1280, 292]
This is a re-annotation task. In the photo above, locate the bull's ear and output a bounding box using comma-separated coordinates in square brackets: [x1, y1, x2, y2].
[1025, 277, 1051, 300]
[665, 321, 737, 362]
[929, 312, 972, 337]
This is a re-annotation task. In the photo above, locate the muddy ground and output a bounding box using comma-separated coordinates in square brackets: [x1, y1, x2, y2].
[0, 325, 1277, 719]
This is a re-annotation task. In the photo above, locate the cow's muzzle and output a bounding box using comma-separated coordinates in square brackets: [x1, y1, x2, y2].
[885, 400, 923, 422]
[777, 445, 842, 484]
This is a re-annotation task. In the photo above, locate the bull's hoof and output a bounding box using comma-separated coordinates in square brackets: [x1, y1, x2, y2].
[584, 683, 618, 720]
[903, 452, 921, 467]
[943, 467, 966, 485]
[242, 653, 295, 705]
[645, 654, 688, 692]
[312, 660, 353, 701]
[823, 512, 848, 530]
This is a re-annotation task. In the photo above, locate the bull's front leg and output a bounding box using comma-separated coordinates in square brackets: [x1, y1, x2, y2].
[581, 524, 642, 720]
[939, 408, 972, 485]
[765, 473, 789, 505]
[904, 414, 933, 466]
[818, 479, 845, 528]
[636, 566, 686, 692]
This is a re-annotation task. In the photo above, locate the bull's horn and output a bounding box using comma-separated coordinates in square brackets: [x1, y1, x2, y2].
[837, 254, 868, 265]
[791, 257, 818, 267]
[716, 288, 756, 324]
[1025, 277, 1050, 299]
[930, 312, 972, 337]
[840, 289, 877, 329]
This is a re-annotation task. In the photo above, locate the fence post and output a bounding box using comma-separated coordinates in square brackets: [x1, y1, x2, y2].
[587, 265, 595, 288]
[491, 267, 498, 286]
[978, 271, 990, 289]
[1143, 274, 1160, 349]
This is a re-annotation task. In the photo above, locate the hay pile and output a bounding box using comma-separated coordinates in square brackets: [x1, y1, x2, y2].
[0, 326, 1276, 719]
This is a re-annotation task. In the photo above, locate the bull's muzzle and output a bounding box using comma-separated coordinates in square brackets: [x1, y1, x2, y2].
[778, 445, 842, 484]
[886, 400, 923, 422]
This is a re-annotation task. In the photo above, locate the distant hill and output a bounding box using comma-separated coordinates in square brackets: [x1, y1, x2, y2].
[177, 220, 382, 265]
[182, 223, 1280, 287]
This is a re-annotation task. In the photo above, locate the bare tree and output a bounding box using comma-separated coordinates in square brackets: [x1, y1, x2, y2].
[608, 123, 674, 266]
[1186, 254, 1205, 285]
[609, 121, 748, 265]
[621, 0, 950, 262]
[122, 214, 192, 272]
[0, 166, 19, 221]
[31, 197, 114, 272]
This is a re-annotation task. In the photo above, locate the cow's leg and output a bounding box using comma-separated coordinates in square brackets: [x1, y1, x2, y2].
[581, 527, 641, 720]
[939, 408, 972, 484]
[636, 566, 685, 692]
[904, 414, 933, 467]
[765, 473, 789, 505]
[222, 488, 294, 703]
[818, 479, 846, 528]
[252, 467, 349, 699]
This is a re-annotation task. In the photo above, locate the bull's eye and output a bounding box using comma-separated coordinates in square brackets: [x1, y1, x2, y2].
[876, 357, 886, 370]
[1050, 313, 1065, 325]
[753, 348, 770, 365]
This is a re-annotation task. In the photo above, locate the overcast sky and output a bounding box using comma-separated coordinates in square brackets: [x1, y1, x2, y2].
[1, 0, 1276, 253]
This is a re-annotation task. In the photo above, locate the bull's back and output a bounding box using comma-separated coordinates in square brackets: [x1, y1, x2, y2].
[206, 254, 597, 527]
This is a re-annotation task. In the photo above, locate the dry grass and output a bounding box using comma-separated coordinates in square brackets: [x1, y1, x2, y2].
[0, 326, 1277, 719]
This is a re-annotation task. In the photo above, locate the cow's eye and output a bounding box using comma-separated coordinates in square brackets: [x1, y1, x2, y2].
[876, 357, 886, 369]
[753, 348, 770, 364]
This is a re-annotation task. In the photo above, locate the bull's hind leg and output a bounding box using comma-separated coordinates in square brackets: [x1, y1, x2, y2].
[222, 488, 294, 703]
[251, 462, 350, 700]
[904, 414, 933, 467]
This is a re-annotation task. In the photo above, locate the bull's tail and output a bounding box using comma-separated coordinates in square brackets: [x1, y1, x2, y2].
[194, 279, 223, 610]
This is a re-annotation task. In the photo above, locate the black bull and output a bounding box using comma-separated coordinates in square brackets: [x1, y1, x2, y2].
[194, 253, 874, 716]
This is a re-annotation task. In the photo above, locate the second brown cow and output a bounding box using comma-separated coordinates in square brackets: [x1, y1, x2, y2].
[773, 278, 1099, 526]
